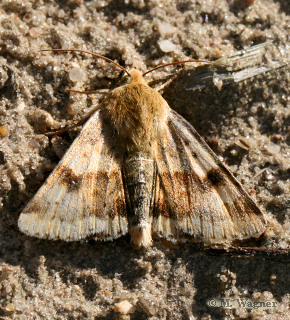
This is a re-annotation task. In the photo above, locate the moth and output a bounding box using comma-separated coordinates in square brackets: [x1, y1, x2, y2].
[18, 50, 267, 248]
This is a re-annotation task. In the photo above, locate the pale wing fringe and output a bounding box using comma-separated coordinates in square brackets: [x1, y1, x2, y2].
[153, 109, 266, 244]
[18, 109, 128, 241]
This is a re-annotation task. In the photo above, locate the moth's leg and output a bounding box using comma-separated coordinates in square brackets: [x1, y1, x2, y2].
[46, 90, 108, 136]
[66, 88, 109, 95]
[45, 116, 95, 136]
[45, 113, 95, 136]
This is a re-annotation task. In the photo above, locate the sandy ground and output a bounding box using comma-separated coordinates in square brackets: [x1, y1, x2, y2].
[0, 0, 290, 319]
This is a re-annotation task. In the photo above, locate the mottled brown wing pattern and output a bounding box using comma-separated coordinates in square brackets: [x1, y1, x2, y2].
[18, 109, 128, 241]
[153, 109, 266, 244]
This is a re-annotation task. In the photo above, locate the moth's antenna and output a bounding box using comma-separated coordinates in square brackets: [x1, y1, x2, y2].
[143, 59, 226, 76]
[41, 49, 131, 77]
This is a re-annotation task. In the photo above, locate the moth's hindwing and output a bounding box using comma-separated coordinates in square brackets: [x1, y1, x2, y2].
[18, 109, 128, 241]
[153, 109, 266, 244]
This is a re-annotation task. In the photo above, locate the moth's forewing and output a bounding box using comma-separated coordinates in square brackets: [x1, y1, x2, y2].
[153, 109, 266, 244]
[18, 108, 128, 241]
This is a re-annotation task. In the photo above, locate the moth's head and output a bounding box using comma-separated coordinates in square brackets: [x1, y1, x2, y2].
[127, 68, 147, 85]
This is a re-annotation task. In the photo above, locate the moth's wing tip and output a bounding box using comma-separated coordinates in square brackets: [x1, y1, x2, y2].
[18, 211, 130, 242]
[153, 222, 266, 246]
[18, 211, 80, 241]
[200, 218, 267, 244]
[18, 211, 50, 239]
[228, 211, 268, 240]
[199, 215, 267, 244]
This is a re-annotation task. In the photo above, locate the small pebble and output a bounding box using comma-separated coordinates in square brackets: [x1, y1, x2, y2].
[157, 22, 175, 37]
[17, 101, 26, 112]
[0, 124, 9, 137]
[5, 304, 15, 312]
[270, 274, 277, 281]
[114, 300, 134, 315]
[265, 142, 280, 155]
[158, 40, 176, 53]
[69, 67, 85, 82]
[29, 27, 42, 38]
[58, 9, 65, 18]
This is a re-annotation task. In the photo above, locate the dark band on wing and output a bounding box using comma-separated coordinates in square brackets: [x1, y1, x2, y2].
[59, 167, 83, 192]
[152, 109, 266, 243]
[206, 168, 227, 187]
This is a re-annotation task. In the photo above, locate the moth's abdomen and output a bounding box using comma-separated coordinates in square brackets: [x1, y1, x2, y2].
[123, 155, 156, 247]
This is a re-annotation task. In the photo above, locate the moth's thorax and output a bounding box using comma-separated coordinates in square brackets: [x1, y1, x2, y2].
[102, 69, 169, 154]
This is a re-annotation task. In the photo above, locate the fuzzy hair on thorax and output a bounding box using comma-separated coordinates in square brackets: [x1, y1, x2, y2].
[102, 69, 170, 156]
